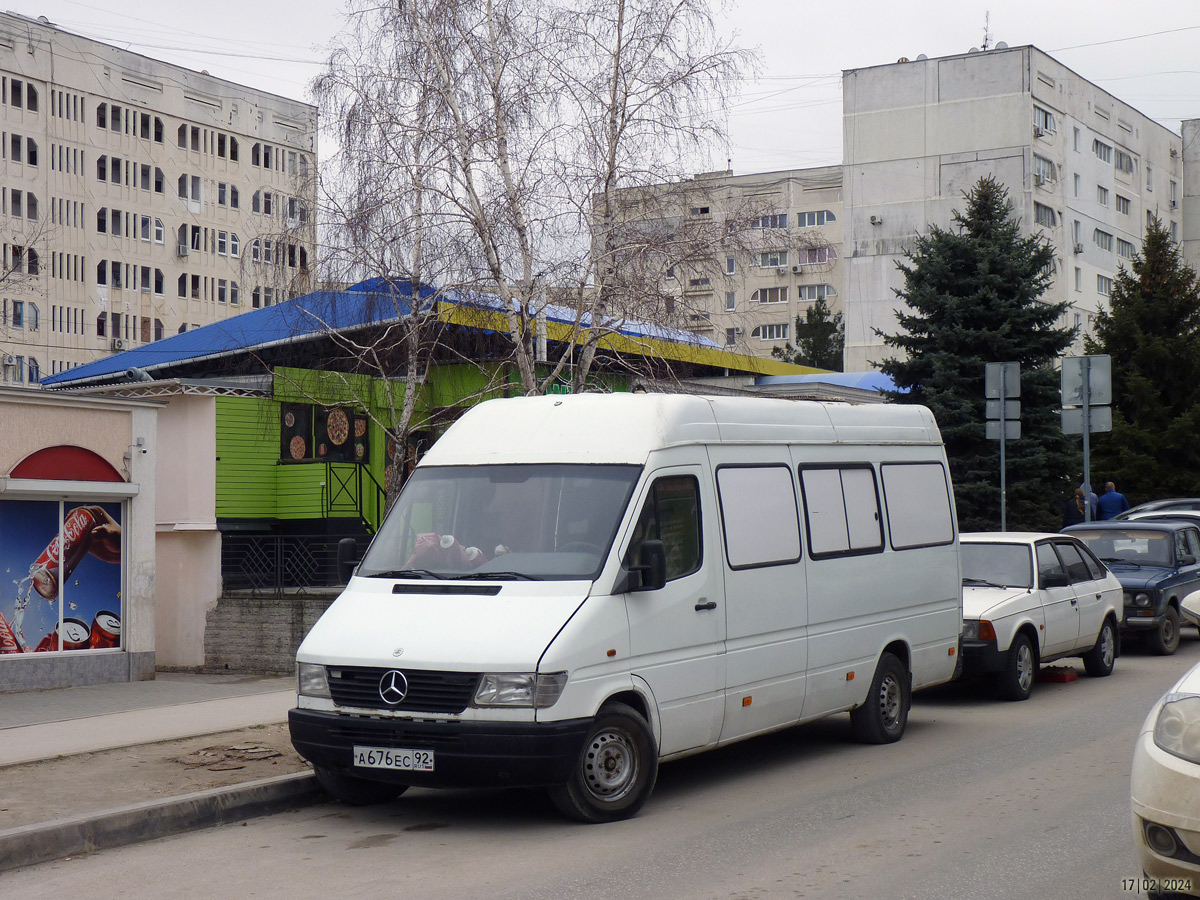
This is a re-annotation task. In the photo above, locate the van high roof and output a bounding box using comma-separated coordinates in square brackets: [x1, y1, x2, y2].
[420, 394, 943, 467]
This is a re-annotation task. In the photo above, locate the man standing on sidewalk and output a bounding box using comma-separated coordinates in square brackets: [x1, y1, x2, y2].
[1096, 482, 1131, 520]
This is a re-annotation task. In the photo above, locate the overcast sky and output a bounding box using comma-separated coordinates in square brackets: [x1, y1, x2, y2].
[14, 0, 1200, 175]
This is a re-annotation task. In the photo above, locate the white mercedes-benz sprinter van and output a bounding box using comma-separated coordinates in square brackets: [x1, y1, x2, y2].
[290, 394, 962, 822]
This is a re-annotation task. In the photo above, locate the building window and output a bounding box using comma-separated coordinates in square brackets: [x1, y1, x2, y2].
[725, 291, 736, 311]
[724, 256, 735, 275]
[1074, 173, 1080, 198]
[155, 218, 164, 244]
[1033, 105, 1056, 135]
[751, 323, 788, 341]
[96, 311, 107, 337]
[797, 210, 835, 227]
[1097, 275, 1113, 296]
[798, 284, 837, 300]
[230, 233, 240, 257]
[752, 287, 787, 304]
[1117, 238, 1135, 259]
[1093, 229, 1114, 252]
[1097, 186, 1109, 207]
[1034, 203, 1057, 227]
[217, 231, 228, 255]
[1075, 267, 1082, 292]
[797, 246, 837, 265]
[1093, 139, 1112, 163]
[725, 328, 737, 346]
[1033, 155, 1055, 185]
[1073, 127, 1080, 152]
[1116, 194, 1130, 215]
[11, 300, 23, 328]
[758, 250, 787, 268]
[230, 186, 239, 209]
[753, 213, 788, 229]
[1115, 149, 1135, 174]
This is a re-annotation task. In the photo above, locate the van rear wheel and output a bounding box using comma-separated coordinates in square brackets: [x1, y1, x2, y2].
[314, 765, 408, 806]
[549, 702, 658, 823]
[850, 652, 910, 744]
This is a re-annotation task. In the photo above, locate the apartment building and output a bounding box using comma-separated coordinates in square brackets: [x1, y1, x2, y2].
[0, 12, 317, 384]
[842, 44, 1183, 371]
[611, 166, 843, 359]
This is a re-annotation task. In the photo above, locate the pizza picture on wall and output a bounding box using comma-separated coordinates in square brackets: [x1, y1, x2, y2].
[289, 435, 307, 460]
[326, 409, 350, 446]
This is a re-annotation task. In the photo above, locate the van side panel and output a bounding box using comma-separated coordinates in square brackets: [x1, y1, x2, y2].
[708, 446, 809, 742]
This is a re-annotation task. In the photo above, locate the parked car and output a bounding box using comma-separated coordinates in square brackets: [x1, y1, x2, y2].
[959, 533, 1122, 701]
[1116, 498, 1200, 520]
[1063, 521, 1200, 655]
[1131, 659, 1200, 898]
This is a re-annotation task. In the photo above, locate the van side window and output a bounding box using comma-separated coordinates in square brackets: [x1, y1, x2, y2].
[625, 475, 701, 581]
[799, 465, 883, 558]
[715, 465, 801, 568]
[880, 462, 955, 550]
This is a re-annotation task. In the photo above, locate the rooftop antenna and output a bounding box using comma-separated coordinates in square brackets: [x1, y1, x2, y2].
[981, 11, 992, 51]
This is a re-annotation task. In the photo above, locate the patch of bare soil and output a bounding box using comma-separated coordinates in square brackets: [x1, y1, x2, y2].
[0, 722, 310, 831]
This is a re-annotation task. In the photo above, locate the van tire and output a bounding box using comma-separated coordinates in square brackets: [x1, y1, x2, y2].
[549, 702, 658, 823]
[997, 633, 1036, 701]
[850, 652, 910, 744]
[1149, 606, 1181, 656]
[1082, 619, 1117, 677]
[314, 766, 408, 806]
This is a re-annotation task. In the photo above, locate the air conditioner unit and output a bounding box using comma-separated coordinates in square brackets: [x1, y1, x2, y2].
[1, 354, 15, 366]
[869, 214, 882, 225]
[1170, 200, 1179, 209]
[791, 265, 803, 274]
[111, 338, 125, 351]
[1033, 126, 1046, 138]
[1171, 148, 1179, 158]
[177, 243, 189, 257]
[775, 267, 786, 276]
[1034, 174, 1047, 187]
[1073, 243, 1084, 254]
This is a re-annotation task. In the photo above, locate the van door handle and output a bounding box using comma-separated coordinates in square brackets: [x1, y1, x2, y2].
[695, 600, 717, 611]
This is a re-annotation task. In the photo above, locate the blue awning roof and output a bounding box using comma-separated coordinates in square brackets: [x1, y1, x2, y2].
[42, 281, 722, 387]
[755, 371, 899, 393]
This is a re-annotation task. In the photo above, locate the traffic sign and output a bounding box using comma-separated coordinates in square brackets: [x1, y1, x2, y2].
[986, 400, 1021, 420]
[985, 362, 1020, 399]
[1061, 355, 1112, 406]
[986, 420, 1021, 441]
[1061, 406, 1113, 435]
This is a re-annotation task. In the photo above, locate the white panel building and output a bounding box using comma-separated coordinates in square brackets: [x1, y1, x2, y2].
[0, 12, 317, 384]
[841, 45, 1183, 371]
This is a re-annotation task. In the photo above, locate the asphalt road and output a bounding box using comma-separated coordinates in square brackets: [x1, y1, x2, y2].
[8, 636, 1200, 900]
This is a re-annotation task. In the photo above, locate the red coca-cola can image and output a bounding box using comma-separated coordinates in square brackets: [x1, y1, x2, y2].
[31, 506, 99, 601]
[88, 611, 121, 649]
[0, 611, 21, 654]
[33, 617, 92, 652]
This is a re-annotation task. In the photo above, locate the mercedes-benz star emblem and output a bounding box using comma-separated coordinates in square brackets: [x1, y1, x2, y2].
[378, 670, 409, 705]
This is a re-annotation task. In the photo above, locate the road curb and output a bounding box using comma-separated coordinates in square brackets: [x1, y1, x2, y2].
[0, 771, 323, 873]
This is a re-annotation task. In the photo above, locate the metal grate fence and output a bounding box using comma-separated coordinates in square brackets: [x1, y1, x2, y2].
[221, 534, 367, 596]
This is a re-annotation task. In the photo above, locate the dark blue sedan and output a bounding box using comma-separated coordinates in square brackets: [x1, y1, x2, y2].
[1063, 520, 1200, 655]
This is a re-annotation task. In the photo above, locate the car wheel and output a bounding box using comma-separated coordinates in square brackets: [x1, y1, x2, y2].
[850, 652, 910, 744]
[998, 633, 1036, 701]
[1082, 619, 1117, 677]
[313, 765, 408, 805]
[1149, 605, 1182, 656]
[549, 702, 658, 823]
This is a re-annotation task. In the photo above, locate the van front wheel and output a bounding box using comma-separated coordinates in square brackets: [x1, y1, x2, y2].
[549, 702, 658, 823]
[850, 652, 910, 744]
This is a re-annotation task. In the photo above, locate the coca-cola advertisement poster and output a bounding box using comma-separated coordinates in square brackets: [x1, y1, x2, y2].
[0, 500, 123, 655]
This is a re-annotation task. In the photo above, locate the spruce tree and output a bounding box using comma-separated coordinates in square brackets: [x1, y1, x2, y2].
[1085, 218, 1200, 502]
[771, 297, 844, 370]
[877, 176, 1078, 532]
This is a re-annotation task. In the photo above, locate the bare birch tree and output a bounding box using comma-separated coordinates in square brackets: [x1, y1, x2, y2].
[317, 0, 751, 397]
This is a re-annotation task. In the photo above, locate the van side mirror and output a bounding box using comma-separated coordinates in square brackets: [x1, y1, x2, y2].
[337, 537, 360, 584]
[1042, 572, 1069, 588]
[631, 540, 667, 592]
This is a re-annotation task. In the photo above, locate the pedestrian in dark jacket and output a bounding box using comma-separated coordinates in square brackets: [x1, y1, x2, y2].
[1096, 482, 1131, 520]
[1062, 489, 1086, 528]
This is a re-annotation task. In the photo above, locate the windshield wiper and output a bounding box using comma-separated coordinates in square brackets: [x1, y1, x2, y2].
[1100, 557, 1143, 567]
[362, 569, 441, 580]
[455, 571, 541, 581]
[962, 577, 1009, 588]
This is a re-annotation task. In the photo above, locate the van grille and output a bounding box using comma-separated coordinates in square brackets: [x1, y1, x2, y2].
[326, 666, 480, 713]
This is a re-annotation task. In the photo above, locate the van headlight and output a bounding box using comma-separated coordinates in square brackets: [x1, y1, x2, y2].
[473, 672, 568, 708]
[298, 662, 331, 699]
[1153, 695, 1200, 764]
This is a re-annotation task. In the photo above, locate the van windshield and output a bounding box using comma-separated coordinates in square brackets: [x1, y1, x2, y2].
[358, 464, 642, 582]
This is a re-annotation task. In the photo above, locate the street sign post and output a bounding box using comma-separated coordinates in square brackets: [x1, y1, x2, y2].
[1061, 355, 1112, 522]
[985, 362, 1021, 531]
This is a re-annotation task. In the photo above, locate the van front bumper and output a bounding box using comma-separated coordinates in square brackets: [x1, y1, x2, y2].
[289, 708, 592, 789]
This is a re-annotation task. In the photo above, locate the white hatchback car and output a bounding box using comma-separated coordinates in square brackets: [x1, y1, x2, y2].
[1132, 659, 1200, 898]
[959, 533, 1123, 700]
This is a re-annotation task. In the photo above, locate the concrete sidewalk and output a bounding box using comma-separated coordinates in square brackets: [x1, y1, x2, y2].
[0, 673, 324, 872]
